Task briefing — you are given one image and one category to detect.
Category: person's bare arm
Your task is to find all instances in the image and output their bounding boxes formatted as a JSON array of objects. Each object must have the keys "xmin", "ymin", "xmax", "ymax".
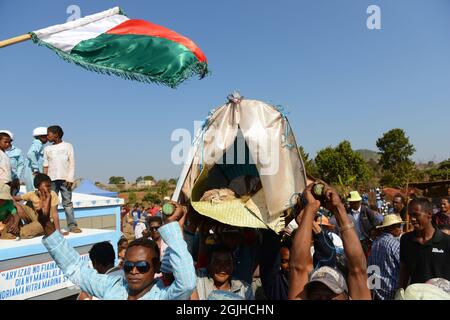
[
  {"xmin": 399, "ymin": 262, "xmax": 410, "ymax": 290},
  {"xmin": 288, "ymin": 184, "xmax": 320, "ymax": 300},
  {"xmin": 324, "ymin": 186, "xmax": 371, "ymax": 300},
  {"xmin": 43, "ymin": 167, "xmax": 48, "ymax": 175}
]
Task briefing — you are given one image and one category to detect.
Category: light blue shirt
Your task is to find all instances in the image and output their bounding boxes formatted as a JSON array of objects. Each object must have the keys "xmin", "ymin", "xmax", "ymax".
[
  {"xmin": 26, "ymin": 139, "xmax": 45, "ymax": 173},
  {"xmin": 42, "ymin": 222, "xmax": 196, "ymax": 300},
  {"xmin": 6, "ymin": 145, "xmax": 25, "ymax": 180}
]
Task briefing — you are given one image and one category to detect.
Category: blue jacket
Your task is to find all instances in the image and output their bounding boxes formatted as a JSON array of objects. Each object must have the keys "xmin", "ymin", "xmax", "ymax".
[
  {"xmin": 26, "ymin": 139, "xmax": 45, "ymax": 173},
  {"xmin": 6, "ymin": 145, "xmax": 25, "ymax": 180}
]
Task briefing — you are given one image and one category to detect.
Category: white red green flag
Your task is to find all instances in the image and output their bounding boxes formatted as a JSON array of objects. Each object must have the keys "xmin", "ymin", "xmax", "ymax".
[{"xmin": 30, "ymin": 7, "xmax": 208, "ymax": 88}]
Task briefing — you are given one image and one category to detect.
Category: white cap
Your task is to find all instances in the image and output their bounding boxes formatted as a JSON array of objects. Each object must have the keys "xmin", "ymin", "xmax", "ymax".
[
  {"xmin": 33, "ymin": 127, "xmax": 47, "ymax": 137},
  {"xmin": 0, "ymin": 130, "xmax": 13, "ymax": 140}
]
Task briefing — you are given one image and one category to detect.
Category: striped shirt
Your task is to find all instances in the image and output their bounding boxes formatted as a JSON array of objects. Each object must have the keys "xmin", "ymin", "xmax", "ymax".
[
  {"xmin": 368, "ymin": 232, "xmax": 400, "ymax": 300},
  {"xmin": 42, "ymin": 222, "xmax": 196, "ymax": 300}
]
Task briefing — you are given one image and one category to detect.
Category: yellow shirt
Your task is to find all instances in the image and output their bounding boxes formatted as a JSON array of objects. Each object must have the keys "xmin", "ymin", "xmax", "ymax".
[{"xmin": 21, "ymin": 191, "xmax": 59, "ymax": 210}]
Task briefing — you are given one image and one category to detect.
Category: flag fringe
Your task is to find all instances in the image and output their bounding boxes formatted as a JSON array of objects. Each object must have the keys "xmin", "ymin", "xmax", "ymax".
[{"xmin": 29, "ymin": 32, "xmax": 209, "ymax": 88}]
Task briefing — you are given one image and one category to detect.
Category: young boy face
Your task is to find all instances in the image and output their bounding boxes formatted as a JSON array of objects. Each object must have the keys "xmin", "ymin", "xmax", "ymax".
[
  {"xmin": 47, "ymin": 131, "xmax": 58, "ymax": 143},
  {"xmin": 0, "ymin": 136, "xmax": 12, "ymax": 151},
  {"xmin": 37, "ymin": 180, "xmax": 52, "ymax": 194}
]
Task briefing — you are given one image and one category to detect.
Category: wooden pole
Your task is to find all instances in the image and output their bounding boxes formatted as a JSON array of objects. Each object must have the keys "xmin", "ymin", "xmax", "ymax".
[{"xmin": 0, "ymin": 34, "xmax": 32, "ymax": 49}]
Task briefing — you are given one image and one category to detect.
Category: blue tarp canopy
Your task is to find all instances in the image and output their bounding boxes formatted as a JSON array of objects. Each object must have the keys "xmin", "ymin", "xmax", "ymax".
[{"xmin": 74, "ymin": 179, "xmax": 118, "ymax": 198}]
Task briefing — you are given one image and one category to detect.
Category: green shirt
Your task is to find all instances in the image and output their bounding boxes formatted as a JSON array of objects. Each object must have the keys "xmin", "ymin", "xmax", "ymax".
[{"xmin": 0, "ymin": 200, "xmax": 17, "ymax": 222}]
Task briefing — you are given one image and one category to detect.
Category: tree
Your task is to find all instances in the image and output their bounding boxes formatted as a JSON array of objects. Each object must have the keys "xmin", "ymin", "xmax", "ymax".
[
  {"xmin": 109, "ymin": 176, "xmax": 125, "ymax": 184},
  {"xmin": 376, "ymin": 129, "xmax": 416, "ymax": 187},
  {"xmin": 426, "ymin": 158, "xmax": 450, "ymax": 181},
  {"xmin": 376, "ymin": 129, "xmax": 416, "ymax": 171},
  {"xmin": 128, "ymin": 191, "xmax": 137, "ymax": 204},
  {"xmin": 168, "ymin": 178, "xmax": 177, "ymax": 185},
  {"xmin": 315, "ymin": 140, "xmax": 371, "ymax": 187},
  {"xmin": 298, "ymin": 146, "xmax": 319, "ymax": 177},
  {"xmin": 143, "ymin": 176, "xmax": 154, "ymax": 181},
  {"xmin": 136, "ymin": 176, "xmax": 144, "ymax": 183}
]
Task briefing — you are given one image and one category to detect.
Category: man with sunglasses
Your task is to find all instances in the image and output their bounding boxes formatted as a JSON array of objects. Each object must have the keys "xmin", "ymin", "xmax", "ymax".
[{"xmin": 37, "ymin": 191, "xmax": 196, "ymax": 300}]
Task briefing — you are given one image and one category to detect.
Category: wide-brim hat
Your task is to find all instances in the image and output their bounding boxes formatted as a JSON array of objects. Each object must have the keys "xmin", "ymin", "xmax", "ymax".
[
  {"xmin": 190, "ymin": 167, "xmax": 269, "ymax": 230},
  {"xmin": 347, "ymin": 191, "xmax": 362, "ymax": 202},
  {"xmin": 0, "ymin": 183, "xmax": 12, "ymax": 200},
  {"xmin": 376, "ymin": 214, "xmax": 404, "ymax": 229}
]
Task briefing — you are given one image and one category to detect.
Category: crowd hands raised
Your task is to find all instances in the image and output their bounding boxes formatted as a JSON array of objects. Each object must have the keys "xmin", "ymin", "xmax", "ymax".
[{"xmin": 18, "ymin": 173, "xmax": 446, "ymax": 301}]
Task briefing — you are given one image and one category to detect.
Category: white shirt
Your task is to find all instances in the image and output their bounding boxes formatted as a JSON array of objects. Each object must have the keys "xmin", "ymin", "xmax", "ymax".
[
  {"xmin": 43, "ymin": 142, "xmax": 75, "ymax": 182},
  {"xmin": 0, "ymin": 150, "xmax": 12, "ymax": 183},
  {"xmin": 134, "ymin": 222, "xmax": 147, "ymax": 239}
]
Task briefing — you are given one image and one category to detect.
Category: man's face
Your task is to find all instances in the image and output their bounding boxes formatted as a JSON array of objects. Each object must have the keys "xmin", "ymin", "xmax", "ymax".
[
  {"xmin": 440, "ymin": 199, "xmax": 450, "ymax": 214},
  {"xmin": 47, "ymin": 131, "xmax": 57, "ymax": 142},
  {"xmin": 37, "ymin": 181, "xmax": 51, "ymax": 194},
  {"xmin": 409, "ymin": 203, "xmax": 432, "ymax": 231},
  {"xmin": 280, "ymin": 247, "xmax": 290, "ymax": 274},
  {"xmin": 387, "ymin": 223, "xmax": 403, "ymax": 238},
  {"xmin": 349, "ymin": 201, "xmax": 361, "ymax": 211},
  {"xmin": 307, "ymin": 282, "xmax": 347, "ymax": 300},
  {"xmin": 0, "ymin": 137, "xmax": 12, "ymax": 151},
  {"xmin": 149, "ymin": 221, "xmax": 161, "ymax": 241},
  {"xmin": 124, "ymin": 246, "xmax": 157, "ymax": 293},
  {"xmin": 209, "ymin": 251, "xmax": 233, "ymax": 285},
  {"xmin": 393, "ymin": 197, "xmax": 404, "ymax": 213}
]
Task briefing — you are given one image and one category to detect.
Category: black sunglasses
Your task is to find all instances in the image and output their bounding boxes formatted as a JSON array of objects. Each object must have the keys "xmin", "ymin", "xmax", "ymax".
[
  {"xmin": 149, "ymin": 226, "xmax": 160, "ymax": 231},
  {"xmin": 123, "ymin": 260, "xmax": 152, "ymax": 273}
]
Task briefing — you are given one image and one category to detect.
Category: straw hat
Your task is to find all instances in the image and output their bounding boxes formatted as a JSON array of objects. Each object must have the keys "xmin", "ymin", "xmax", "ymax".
[
  {"xmin": 376, "ymin": 214, "xmax": 404, "ymax": 229},
  {"xmin": 190, "ymin": 168, "xmax": 268, "ymax": 230},
  {"xmin": 347, "ymin": 191, "xmax": 362, "ymax": 202},
  {"xmin": 0, "ymin": 183, "xmax": 12, "ymax": 200}
]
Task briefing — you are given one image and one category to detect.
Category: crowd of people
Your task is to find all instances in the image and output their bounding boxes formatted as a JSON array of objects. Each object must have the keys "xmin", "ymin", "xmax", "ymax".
[
  {"xmin": 17, "ymin": 176, "xmax": 450, "ymax": 300},
  {"xmin": 1, "ymin": 127, "xmax": 450, "ymax": 300}
]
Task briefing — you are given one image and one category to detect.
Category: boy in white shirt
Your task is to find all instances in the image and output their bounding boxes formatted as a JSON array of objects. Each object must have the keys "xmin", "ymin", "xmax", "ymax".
[
  {"xmin": 43, "ymin": 125, "xmax": 81, "ymax": 233},
  {"xmin": 0, "ymin": 132, "xmax": 12, "ymax": 185}
]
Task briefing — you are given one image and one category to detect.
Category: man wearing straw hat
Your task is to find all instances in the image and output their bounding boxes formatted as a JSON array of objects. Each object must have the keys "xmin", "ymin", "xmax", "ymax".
[
  {"xmin": 368, "ymin": 214, "xmax": 404, "ymax": 300},
  {"xmin": 344, "ymin": 191, "xmax": 383, "ymax": 256}
]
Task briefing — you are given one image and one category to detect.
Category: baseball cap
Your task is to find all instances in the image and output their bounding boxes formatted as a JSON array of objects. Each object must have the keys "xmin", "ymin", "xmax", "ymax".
[{"xmin": 305, "ymin": 266, "xmax": 348, "ymax": 295}]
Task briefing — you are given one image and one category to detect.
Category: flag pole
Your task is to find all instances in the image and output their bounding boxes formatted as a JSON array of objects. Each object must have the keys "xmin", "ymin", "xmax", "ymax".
[{"xmin": 0, "ymin": 34, "xmax": 31, "ymax": 48}]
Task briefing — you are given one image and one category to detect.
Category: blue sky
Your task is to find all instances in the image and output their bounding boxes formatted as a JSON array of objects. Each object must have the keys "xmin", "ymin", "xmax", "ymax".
[{"xmin": 1, "ymin": 0, "xmax": 449, "ymax": 183}]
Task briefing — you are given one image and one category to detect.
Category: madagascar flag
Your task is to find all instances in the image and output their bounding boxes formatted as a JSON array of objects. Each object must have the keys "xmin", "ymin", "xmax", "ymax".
[{"xmin": 30, "ymin": 7, "xmax": 208, "ymax": 88}]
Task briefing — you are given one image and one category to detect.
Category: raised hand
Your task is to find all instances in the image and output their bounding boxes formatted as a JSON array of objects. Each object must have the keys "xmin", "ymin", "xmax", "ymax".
[{"xmin": 162, "ymin": 201, "xmax": 186, "ymax": 225}]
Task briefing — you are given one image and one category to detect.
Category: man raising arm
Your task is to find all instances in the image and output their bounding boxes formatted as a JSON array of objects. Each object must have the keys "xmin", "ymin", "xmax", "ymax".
[{"xmin": 37, "ymin": 190, "xmax": 195, "ymax": 300}]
